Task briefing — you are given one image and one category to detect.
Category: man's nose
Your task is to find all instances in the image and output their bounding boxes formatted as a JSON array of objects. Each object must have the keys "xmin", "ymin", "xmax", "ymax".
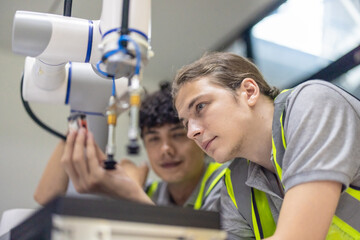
[
  {"xmin": 160, "ymin": 140, "xmax": 175, "ymax": 156},
  {"xmin": 187, "ymin": 119, "xmax": 202, "ymax": 140}
]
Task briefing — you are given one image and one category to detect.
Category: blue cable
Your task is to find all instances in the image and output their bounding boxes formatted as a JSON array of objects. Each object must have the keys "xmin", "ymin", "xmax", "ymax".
[
  {"xmin": 128, "ymin": 28, "xmax": 148, "ymax": 41},
  {"xmin": 112, "ymin": 76, "xmax": 116, "ymax": 96},
  {"xmin": 102, "ymin": 28, "xmax": 119, "ymax": 39},
  {"xmin": 95, "ymin": 48, "xmax": 126, "ymax": 78},
  {"xmin": 102, "ymin": 27, "xmax": 148, "ymax": 41},
  {"xmin": 118, "ymin": 35, "xmax": 141, "ymax": 75},
  {"xmin": 96, "ymin": 60, "xmax": 113, "ymax": 78},
  {"xmin": 96, "ymin": 35, "xmax": 142, "ymax": 77}
]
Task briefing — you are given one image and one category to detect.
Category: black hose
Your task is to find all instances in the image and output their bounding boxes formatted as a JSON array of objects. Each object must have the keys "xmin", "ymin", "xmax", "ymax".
[
  {"xmin": 63, "ymin": 0, "xmax": 73, "ymax": 17},
  {"xmin": 17, "ymin": 0, "xmax": 73, "ymax": 141},
  {"xmin": 121, "ymin": 0, "xmax": 130, "ymax": 35},
  {"xmin": 120, "ymin": 0, "xmax": 130, "ymax": 47},
  {"xmin": 20, "ymin": 74, "xmax": 67, "ymax": 140}
]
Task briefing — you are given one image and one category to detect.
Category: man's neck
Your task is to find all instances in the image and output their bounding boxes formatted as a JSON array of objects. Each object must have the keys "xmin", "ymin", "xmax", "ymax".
[
  {"xmin": 167, "ymin": 167, "xmax": 205, "ymax": 206},
  {"xmin": 249, "ymin": 95, "xmax": 276, "ymax": 173}
]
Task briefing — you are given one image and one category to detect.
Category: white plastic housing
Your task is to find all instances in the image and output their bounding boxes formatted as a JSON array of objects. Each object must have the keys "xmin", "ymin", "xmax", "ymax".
[
  {"xmin": 22, "ymin": 57, "xmax": 128, "ymax": 106},
  {"xmin": 99, "ymin": 0, "xmax": 151, "ymax": 60},
  {"xmin": 22, "ymin": 57, "xmax": 68, "ymax": 104},
  {"xmin": 13, "ymin": 0, "xmax": 152, "ymax": 151},
  {"xmin": 13, "ymin": 11, "xmax": 102, "ymax": 65},
  {"xmin": 100, "ymin": 0, "xmax": 150, "ymax": 37}
]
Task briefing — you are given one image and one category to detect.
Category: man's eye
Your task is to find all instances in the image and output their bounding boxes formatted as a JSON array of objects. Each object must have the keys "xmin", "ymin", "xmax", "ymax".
[
  {"xmin": 148, "ymin": 137, "xmax": 159, "ymax": 142},
  {"xmin": 196, "ymin": 103, "xmax": 206, "ymax": 113}
]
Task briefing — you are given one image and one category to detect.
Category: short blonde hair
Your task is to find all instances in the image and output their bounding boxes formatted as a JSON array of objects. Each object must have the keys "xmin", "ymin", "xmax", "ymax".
[{"xmin": 172, "ymin": 52, "xmax": 279, "ymax": 101}]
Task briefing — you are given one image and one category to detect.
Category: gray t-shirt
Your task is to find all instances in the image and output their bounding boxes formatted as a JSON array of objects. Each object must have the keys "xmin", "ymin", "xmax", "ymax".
[
  {"xmin": 281, "ymin": 80, "xmax": 360, "ymax": 191},
  {"xmin": 147, "ymin": 178, "xmax": 221, "ymax": 211},
  {"xmin": 147, "ymin": 160, "xmax": 228, "ymax": 212},
  {"xmin": 220, "ymin": 161, "xmax": 283, "ymax": 240},
  {"xmin": 220, "ymin": 80, "xmax": 360, "ymax": 239}
]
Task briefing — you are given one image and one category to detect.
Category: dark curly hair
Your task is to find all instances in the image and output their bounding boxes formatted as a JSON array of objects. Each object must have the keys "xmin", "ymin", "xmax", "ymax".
[{"xmin": 140, "ymin": 81, "xmax": 180, "ymax": 138}]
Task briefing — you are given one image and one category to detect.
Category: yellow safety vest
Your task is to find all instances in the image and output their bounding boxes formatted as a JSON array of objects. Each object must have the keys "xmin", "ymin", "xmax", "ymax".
[
  {"xmin": 272, "ymin": 89, "xmax": 360, "ymax": 240},
  {"xmin": 224, "ymin": 159, "xmax": 276, "ymax": 239},
  {"xmin": 147, "ymin": 162, "xmax": 227, "ymax": 210}
]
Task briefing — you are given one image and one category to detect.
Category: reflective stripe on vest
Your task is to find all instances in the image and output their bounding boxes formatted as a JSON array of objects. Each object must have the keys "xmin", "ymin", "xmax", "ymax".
[
  {"xmin": 147, "ymin": 162, "xmax": 227, "ymax": 210},
  {"xmin": 225, "ymin": 160, "xmax": 276, "ymax": 239},
  {"xmin": 146, "ymin": 181, "xmax": 159, "ymax": 198},
  {"xmin": 193, "ymin": 162, "xmax": 227, "ymax": 210},
  {"xmin": 272, "ymin": 89, "xmax": 360, "ymax": 239}
]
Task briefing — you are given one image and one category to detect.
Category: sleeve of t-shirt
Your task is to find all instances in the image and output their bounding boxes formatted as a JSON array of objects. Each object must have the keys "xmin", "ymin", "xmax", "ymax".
[
  {"xmin": 281, "ymin": 81, "xmax": 360, "ymax": 192},
  {"xmin": 219, "ymin": 181, "xmax": 255, "ymax": 240}
]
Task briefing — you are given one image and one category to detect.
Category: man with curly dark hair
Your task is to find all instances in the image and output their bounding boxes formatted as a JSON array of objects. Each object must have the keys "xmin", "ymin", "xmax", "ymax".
[{"xmin": 140, "ymin": 82, "xmax": 227, "ymax": 209}]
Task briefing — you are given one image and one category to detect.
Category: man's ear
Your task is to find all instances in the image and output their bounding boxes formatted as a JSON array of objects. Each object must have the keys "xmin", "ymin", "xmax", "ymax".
[{"xmin": 236, "ymin": 78, "xmax": 260, "ymax": 107}]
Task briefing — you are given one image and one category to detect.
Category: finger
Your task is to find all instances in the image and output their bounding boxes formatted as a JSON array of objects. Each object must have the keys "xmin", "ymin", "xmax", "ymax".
[
  {"xmin": 139, "ymin": 161, "xmax": 150, "ymax": 174},
  {"xmin": 86, "ymin": 131, "xmax": 104, "ymax": 175},
  {"xmin": 72, "ymin": 128, "xmax": 90, "ymax": 188},
  {"xmin": 61, "ymin": 130, "xmax": 80, "ymax": 185},
  {"xmin": 95, "ymin": 141, "xmax": 107, "ymax": 163},
  {"xmin": 119, "ymin": 158, "xmax": 134, "ymax": 166},
  {"xmin": 138, "ymin": 162, "xmax": 149, "ymax": 186}
]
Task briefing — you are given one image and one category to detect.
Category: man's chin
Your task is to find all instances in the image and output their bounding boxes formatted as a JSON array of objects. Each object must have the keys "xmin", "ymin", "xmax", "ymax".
[
  {"xmin": 213, "ymin": 157, "xmax": 229, "ymax": 163},
  {"xmin": 212, "ymin": 152, "xmax": 231, "ymax": 164},
  {"xmin": 161, "ymin": 174, "xmax": 183, "ymax": 184}
]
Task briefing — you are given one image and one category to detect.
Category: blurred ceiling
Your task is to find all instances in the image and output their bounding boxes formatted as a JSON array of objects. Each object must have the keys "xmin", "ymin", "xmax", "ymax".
[{"xmin": 0, "ymin": 0, "xmax": 281, "ymax": 89}]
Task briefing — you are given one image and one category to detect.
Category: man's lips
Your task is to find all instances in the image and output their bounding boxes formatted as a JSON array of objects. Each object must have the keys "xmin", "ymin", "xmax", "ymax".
[
  {"xmin": 201, "ymin": 137, "xmax": 216, "ymax": 151},
  {"xmin": 160, "ymin": 161, "xmax": 182, "ymax": 168}
]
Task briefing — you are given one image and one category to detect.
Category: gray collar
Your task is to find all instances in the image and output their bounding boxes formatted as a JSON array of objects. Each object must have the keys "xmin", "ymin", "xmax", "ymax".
[{"xmin": 246, "ymin": 161, "xmax": 284, "ymax": 200}]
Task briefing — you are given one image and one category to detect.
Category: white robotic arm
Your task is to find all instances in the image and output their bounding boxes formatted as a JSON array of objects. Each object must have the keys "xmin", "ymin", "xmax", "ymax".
[
  {"xmin": 12, "ymin": 0, "xmax": 152, "ymax": 164},
  {"xmin": 12, "ymin": 0, "xmax": 151, "ymax": 66}
]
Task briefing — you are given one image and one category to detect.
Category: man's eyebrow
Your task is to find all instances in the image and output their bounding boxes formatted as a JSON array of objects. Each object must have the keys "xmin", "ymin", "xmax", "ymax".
[
  {"xmin": 187, "ymin": 95, "xmax": 202, "ymax": 111},
  {"xmin": 143, "ymin": 129, "xmax": 159, "ymax": 135},
  {"xmin": 178, "ymin": 94, "xmax": 204, "ymax": 125}
]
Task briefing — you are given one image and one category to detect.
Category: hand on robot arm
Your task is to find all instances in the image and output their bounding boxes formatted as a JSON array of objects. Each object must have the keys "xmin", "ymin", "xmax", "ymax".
[
  {"xmin": 13, "ymin": 0, "xmax": 153, "ymax": 170},
  {"xmin": 61, "ymin": 128, "xmax": 154, "ymax": 205}
]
